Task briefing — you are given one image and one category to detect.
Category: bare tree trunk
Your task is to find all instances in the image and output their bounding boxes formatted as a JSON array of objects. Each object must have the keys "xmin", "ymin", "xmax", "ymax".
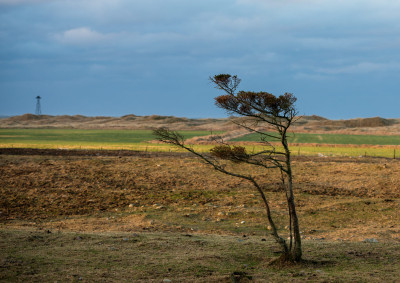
[
  {"xmin": 154, "ymin": 75, "xmax": 303, "ymax": 263},
  {"xmin": 287, "ymin": 176, "xmax": 302, "ymax": 261},
  {"xmin": 282, "ymin": 126, "xmax": 302, "ymax": 262}
]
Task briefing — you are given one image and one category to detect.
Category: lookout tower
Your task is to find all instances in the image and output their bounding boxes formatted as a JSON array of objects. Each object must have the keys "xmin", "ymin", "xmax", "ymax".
[{"xmin": 35, "ymin": 96, "xmax": 42, "ymax": 115}]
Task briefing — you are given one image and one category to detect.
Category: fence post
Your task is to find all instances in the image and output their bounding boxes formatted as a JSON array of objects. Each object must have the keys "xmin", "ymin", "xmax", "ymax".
[{"xmin": 394, "ymin": 149, "xmax": 396, "ymax": 159}]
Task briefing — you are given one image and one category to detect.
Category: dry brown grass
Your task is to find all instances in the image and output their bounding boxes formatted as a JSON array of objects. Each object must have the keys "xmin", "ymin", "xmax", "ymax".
[
  {"xmin": 1, "ymin": 153, "xmax": 399, "ymax": 240},
  {"xmin": 2, "ymin": 114, "xmax": 400, "ymax": 135},
  {"xmin": 0, "ymin": 114, "xmax": 237, "ymax": 131},
  {"xmin": 1, "ymin": 152, "xmax": 400, "ymax": 281}
]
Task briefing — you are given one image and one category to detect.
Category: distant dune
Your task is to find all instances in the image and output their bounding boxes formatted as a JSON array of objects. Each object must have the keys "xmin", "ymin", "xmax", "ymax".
[
  {"xmin": 1, "ymin": 114, "xmax": 400, "ymax": 135},
  {"xmin": 294, "ymin": 115, "xmax": 400, "ymax": 135}
]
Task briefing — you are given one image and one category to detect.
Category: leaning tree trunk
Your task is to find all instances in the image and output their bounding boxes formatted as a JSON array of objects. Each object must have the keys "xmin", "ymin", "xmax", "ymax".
[
  {"xmin": 155, "ymin": 74, "xmax": 303, "ymax": 263},
  {"xmin": 287, "ymin": 174, "xmax": 302, "ymax": 261},
  {"xmin": 282, "ymin": 126, "xmax": 302, "ymax": 262}
]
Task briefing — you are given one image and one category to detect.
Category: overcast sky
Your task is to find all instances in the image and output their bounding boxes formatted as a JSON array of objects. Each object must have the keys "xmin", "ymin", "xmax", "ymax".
[{"xmin": 1, "ymin": 0, "xmax": 399, "ymax": 119}]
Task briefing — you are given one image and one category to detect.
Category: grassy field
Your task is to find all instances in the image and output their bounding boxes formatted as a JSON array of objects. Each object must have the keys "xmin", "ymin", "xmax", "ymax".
[
  {"xmin": 284, "ymin": 145, "xmax": 398, "ymax": 158},
  {"xmin": 1, "ymin": 153, "xmax": 399, "ymax": 281},
  {"xmin": 233, "ymin": 131, "xmax": 400, "ymax": 145},
  {"xmin": 2, "ymin": 229, "xmax": 399, "ymax": 282},
  {"xmin": 232, "ymin": 131, "xmax": 400, "ymax": 158},
  {"xmin": 1, "ymin": 128, "xmax": 399, "ymax": 158},
  {"xmin": 0, "ymin": 128, "xmax": 219, "ymax": 145},
  {"xmin": 0, "ymin": 128, "xmax": 221, "ymax": 152}
]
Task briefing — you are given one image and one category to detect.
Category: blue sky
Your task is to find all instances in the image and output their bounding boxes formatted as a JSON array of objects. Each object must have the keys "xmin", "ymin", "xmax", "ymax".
[{"xmin": 1, "ymin": 0, "xmax": 399, "ymax": 119}]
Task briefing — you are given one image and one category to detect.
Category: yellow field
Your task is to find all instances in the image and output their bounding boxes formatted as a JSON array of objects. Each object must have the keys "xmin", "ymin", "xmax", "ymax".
[{"xmin": 1, "ymin": 142, "xmax": 398, "ymax": 159}]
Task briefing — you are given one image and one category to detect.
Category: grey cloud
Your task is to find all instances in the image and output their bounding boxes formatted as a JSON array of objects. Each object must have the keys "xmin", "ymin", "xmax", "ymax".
[
  {"xmin": 53, "ymin": 27, "xmax": 113, "ymax": 46},
  {"xmin": 1, "ymin": 0, "xmax": 400, "ymax": 118},
  {"xmin": 316, "ymin": 62, "xmax": 400, "ymax": 75},
  {"xmin": 0, "ymin": 0, "xmax": 50, "ymax": 5}
]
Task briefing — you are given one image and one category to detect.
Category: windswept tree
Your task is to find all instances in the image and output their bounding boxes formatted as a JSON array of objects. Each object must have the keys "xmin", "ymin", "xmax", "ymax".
[{"xmin": 154, "ymin": 74, "xmax": 302, "ymax": 262}]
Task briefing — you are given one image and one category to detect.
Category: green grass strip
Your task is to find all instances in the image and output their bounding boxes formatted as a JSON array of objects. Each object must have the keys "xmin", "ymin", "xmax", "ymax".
[
  {"xmin": 0, "ymin": 129, "xmax": 221, "ymax": 147},
  {"xmin": 233, "ymin": 132, "xmax": 400, "ymax": 146},
  {"xmin": 1, "ymin": 128, "xmax": 399, "ymax": 158}
]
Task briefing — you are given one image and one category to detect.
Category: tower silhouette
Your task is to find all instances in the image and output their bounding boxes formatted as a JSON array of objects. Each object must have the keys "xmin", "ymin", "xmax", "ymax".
[{"xmin": 35, "ymin": 96, "xmax": 42, "ymax": 115}]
